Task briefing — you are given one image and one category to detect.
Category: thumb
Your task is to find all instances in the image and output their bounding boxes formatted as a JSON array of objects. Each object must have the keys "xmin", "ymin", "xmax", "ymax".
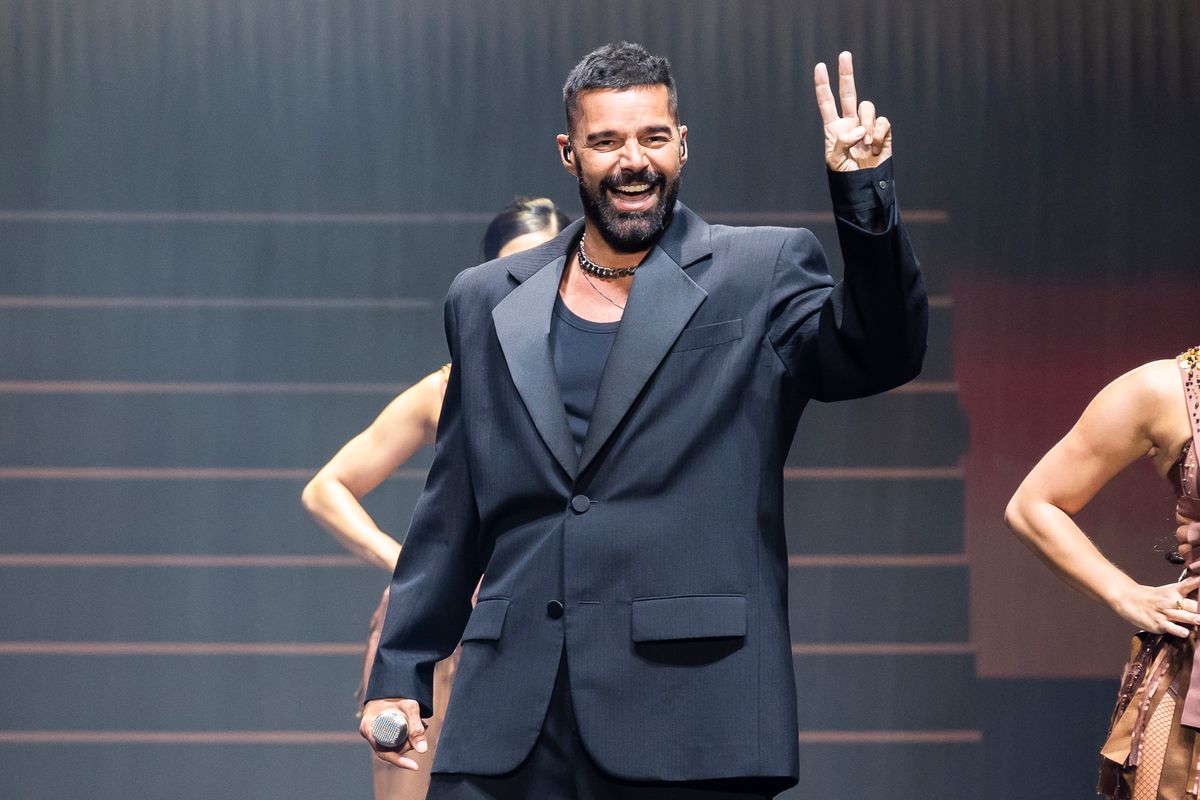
[{"xmin": 402, "ymin": 705, "xmax": 429, "ymax": 754}]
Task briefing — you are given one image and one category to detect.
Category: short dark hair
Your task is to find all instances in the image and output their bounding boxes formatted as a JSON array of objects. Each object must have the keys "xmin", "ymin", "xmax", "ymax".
[
  {"xmin": 562, "ymin": 42, "xmax": 678, "ymax": 134},
  {"xmin": 481, "ymin": 197, "xmax": 572, "ymax": 261}
]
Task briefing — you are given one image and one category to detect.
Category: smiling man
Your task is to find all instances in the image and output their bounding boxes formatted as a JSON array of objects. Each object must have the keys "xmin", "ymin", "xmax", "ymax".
[{"xmin": 361, "ymin": 42, "xmax": 928, "ymax": 799}]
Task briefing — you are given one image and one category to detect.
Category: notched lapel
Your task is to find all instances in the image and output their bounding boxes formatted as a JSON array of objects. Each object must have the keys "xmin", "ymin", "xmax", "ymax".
[
  {"xmin": 491, "ymin": 256, "xmax": 579, "ymax": 479},
  {"xmin": 577, "ymin": 244, "xmax": 708, "ymax": 476}
]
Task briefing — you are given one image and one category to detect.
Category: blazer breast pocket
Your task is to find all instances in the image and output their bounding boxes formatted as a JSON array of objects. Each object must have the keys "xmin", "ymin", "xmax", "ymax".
[{"xmin": 670, "ymin": 319, "xmax": 743, "ymax": 354}]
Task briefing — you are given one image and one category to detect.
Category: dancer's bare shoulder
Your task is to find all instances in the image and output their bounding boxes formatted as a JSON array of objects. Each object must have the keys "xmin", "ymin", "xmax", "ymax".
[{"xmin": 1107, "ymin": 359, "xmax": 1189, "ymax": 476}]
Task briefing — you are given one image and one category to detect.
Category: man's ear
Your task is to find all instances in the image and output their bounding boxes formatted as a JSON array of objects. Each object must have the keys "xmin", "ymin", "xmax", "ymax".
[
  {"xmin": 556, "ymin": 133, "xmax": 575, "ymax": 175},
  {"xmin": 678, "ymin": 125, "xmax": 688, "ymax": 166}
]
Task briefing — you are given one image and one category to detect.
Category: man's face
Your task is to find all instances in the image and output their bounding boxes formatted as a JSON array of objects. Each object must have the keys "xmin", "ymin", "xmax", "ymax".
[{"xmin": 560, "ymin": 85, "xmax": 687, "ymax": 253}]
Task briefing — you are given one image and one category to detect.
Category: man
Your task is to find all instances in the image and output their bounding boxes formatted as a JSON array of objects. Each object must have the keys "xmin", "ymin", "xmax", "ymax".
[{"xmin": 362, "ymin": 42, "xmax": 926, "ymax": 798}]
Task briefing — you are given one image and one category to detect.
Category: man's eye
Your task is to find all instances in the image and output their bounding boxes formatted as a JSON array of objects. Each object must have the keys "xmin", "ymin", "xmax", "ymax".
[
  {"xmin": 592, "ymin": 140, "xmax": 618, "ymax": 150},
  {"xmin": 642, "ymin": 136, "xmax": 672, "ymax": 147}
]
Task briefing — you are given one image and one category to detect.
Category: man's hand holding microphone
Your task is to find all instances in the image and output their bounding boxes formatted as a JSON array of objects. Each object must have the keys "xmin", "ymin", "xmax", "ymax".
[{"xmin": 361, "ymin": 698, "xmax": 429, "ymax": 771}]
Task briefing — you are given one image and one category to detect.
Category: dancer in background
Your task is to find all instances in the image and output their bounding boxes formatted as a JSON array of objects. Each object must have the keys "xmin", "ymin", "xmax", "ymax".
[
  {"xmin": 1006, "ymin": 347, "xmax": 1200, "ymax": 798},
  {"xmin": 302, "ymin": 197, "xmax": 570, "ymax": 800}
]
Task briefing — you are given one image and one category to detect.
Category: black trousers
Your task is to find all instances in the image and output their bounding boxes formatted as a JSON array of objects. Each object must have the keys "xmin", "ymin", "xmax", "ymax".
[{"xmin": 427, "ymin": 653, "xmax": 776, "ymax": 800}]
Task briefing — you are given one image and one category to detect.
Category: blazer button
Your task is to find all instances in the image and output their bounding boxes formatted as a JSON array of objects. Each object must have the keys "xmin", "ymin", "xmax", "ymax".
[
  {"xmin": 570, "ymin": 495, "xmax": 591, "ymax": 513},
  {"xmin": 546, "ymin": 600, "xmax": 564, "ymax": 619}
]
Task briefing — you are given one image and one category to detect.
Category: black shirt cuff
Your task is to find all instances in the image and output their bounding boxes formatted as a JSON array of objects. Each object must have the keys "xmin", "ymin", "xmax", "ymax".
[{"xmin": 827, "ymin": 158, "xmax": 896, "ymax": 233}]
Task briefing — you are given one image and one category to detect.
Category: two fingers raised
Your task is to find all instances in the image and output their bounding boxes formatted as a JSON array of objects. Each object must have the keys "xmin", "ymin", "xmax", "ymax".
[
  {"xmin": 814, "ymin": 52, "xmax": 889, "ymax": 161},
  {"xmin": 813, "ymin": 51, "xmax": 858, "ymax": 125}
]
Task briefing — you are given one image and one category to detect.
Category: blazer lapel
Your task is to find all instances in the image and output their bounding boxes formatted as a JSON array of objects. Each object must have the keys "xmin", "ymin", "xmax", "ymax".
[
  {"xmin": 577, "ymin": 204, "xmax": 712, "ymax": 476},
  {"xmin": 492, "ymin": 252, "xmax": 579, "ymax": 479}
]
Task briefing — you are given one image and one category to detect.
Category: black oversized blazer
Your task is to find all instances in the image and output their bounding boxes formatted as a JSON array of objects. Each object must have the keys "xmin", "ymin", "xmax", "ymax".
[{"xmin": 367, "ymin": 162, "xmax": 927, "ymax": 789}]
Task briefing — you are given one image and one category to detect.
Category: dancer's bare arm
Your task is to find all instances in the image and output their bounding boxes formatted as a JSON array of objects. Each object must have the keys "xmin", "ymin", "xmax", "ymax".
[
  {"xmin": 302, "ymin": 369, "xmax": 447, "ymax": 571},
  {"xmin": 1005, "ymin": 361, "xmax": 1200, "ymax": 635}
]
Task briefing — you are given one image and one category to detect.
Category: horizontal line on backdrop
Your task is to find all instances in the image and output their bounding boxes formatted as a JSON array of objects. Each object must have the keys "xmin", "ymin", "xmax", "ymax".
[
  {"xmin": 0, "ymin": 730, "xmax": 361, "ymax": 744},
  {"xmin": 0, "ymin": 729, "xmax": 979, "ymax": 746},
  {"xmin": 788, "ymin": 554, "xmax": 968, "ymax": 568},
  {"xmin": 0, "ymin": 293, "xmax": 952, "ymax": 311},
  {"xmin": 792, "ymin": 643, "xmax": 974, "ymax": 656},
  {"xmin": 0, "ymin": 209, "xmax": 950, "ymax": 225},
  {"xmin": 0, "ymin": 381, "xmax": 410, "ymax": 395},
  {"xmin": 0, "ymin": 467, "xmax": 403, "ymax": 480},
  {"xmin": 0, "ymin": 467, "xmax": 961, "ymax": 481},
  {"xmin": 890, "ymin": 381, "xmax": 957, "ymax": 394},
  {"xmin": 0, "ymin": 211, "xmax": 500, "ymax": 224},
  {"xmin": 782, "ymin": 467, "xmax": 962, "ymax": 480},
  {"xmin": 0, "ymin": 553, "xmax": 964, "ymax": 569},
  {"xmin": 0, "ymin": 379, "xmax": 954, "ymax": 396},
  {"xmin": 797, "ymin": 729, "xmax": 982, "ymax": 745},
  {"xmin": 0, "ymin": 641, "xmax": 361, "ymax": 656},
  {"xmin": 0, "ymin": 554, "xmax": 363, "ymax": 568},
  {"xmin": 0, "ymin": 296, "xmax": 432, "ymax": 310},
  {"xmin": 706, "ymin": 210, "xmax": 950, "ymax": 225},
  {"xmin": 0, "ymin": 640, "xmax": 975, "ymax": 658}
]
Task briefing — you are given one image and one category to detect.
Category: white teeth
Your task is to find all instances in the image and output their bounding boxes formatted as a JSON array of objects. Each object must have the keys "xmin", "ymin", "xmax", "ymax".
[{"xmin": 614, "ymin": 183, "xmax": 651, "ymax": 194}]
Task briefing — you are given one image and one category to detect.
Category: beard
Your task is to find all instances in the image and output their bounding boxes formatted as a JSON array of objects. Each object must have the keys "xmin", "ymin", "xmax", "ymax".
[{"xmin": 577, "ymin": 166, "xmax": 681, "ymax": 253}]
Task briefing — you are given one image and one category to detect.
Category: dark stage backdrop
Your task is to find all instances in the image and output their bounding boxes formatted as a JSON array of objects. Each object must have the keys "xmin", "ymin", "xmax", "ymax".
[{"xmin": 0, "ymin": 2, "xmax": 1196, "ymax": 798}]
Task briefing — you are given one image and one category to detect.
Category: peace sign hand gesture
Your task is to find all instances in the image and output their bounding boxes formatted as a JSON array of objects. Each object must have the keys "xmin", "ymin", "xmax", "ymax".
[{"xmin": 814, "ymin": 51, "xmax": 892, "ymax": 172}]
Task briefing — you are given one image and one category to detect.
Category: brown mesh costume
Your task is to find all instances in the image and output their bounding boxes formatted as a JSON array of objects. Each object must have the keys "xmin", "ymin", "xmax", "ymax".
[{"xmin": 1099, "ymin": 347, "xmax": 1200, "ymax": 799}]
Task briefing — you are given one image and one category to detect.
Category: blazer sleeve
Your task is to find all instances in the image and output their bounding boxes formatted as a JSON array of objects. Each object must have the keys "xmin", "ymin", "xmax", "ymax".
[
  {"xmin": 767, "ymin": 158, "xmax": 928, "ymax": 402},
  {"xmin": 364, "ymin": 274, "xmax": 484, "ymax": 716}
]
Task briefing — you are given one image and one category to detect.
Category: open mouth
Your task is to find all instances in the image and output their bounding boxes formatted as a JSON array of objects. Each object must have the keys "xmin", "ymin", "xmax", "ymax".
[{"xmin": 607, "ymin": 182, "xmax": 658, "ymax": 212}]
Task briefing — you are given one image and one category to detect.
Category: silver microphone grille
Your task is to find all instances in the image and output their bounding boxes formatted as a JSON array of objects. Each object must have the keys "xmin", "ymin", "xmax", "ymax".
[{"xmin": 371, "ymin": 710, "xmax": 409, "ymax": 749}]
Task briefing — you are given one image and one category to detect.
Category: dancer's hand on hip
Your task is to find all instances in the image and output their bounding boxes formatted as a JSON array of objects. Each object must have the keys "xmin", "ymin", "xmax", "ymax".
[{"xmin": 1108, "ymin": 575, "xmax": 1200, "ymax": 637}]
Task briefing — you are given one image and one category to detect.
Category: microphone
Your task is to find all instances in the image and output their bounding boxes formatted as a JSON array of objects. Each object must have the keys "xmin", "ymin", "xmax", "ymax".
[{"xmin": 371, "ymin": 710, "xmax": 410, "ymax": 749}]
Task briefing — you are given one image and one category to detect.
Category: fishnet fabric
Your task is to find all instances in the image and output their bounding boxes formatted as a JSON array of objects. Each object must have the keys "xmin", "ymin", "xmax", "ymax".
[{"xmin": 1134, "ymin": 692, "xmax": 1176, "ymax": 800}]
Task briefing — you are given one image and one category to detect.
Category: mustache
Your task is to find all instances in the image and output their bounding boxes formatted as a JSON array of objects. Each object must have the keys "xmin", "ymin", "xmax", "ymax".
[{"xmin": 599, "ymin": 169, "xmax": 664, "ymax": 192}]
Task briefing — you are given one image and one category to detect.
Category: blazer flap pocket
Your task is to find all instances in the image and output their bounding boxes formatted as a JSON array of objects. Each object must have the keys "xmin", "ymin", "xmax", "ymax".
[
  {"xmin": 671, "ymin": 319, "xmax": 743, "ymax": 353},
  {"xmin": 461, "ymin": 597, "xmax": 510, "ymax": 642},
  {"xmin": 630, "ymin": 594, "xmax": 746, "ymax": 642}
]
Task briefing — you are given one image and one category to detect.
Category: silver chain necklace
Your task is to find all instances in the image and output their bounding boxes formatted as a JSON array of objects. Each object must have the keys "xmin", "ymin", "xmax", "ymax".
[{"xmin": 578, "ymin": 234, "xmax": 639, "ymax": 279}]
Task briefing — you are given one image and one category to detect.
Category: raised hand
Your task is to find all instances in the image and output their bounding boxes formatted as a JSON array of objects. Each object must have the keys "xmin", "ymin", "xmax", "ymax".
[{"xmin": 813, "ymin": 51, "xmax": 892, "ymax": 172}]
